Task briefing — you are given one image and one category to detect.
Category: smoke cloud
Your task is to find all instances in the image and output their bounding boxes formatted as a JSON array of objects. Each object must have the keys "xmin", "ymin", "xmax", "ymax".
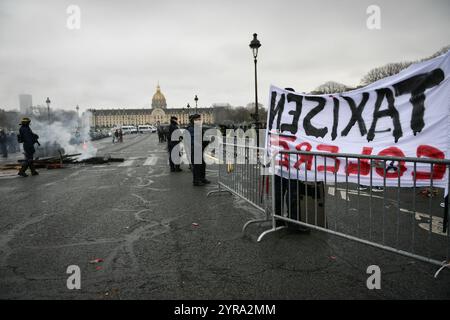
[{"xmin": 30, "ymin": 110, "xmax": 97, "ymax": 160}]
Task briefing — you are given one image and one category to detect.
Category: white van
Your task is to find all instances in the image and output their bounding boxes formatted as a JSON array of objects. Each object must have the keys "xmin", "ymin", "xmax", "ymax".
[
  {"xmin": 121, "ymin": 125, "xmax": 138, "ymax": 134},
  {"xmin": 138, "ymin": 125, "xmax": 156, "ymax": 133}
]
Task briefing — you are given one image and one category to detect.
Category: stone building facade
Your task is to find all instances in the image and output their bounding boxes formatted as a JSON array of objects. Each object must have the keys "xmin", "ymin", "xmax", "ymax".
[{"xmin": 89, "ymin": 85, "xmax": 216, "ymax": 129}]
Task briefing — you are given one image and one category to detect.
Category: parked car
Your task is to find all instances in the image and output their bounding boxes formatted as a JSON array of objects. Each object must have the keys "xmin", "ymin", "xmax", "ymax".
[
  {"xmin": 121, "ymin": 125, "xmax": 138, "ymax": 134},
  {"xmin": 138, "ymin": 125, "xmax": 156, "ymax": 133}
]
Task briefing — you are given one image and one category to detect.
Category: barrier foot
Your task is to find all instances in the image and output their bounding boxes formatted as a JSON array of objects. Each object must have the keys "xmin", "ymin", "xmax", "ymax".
[
  {"xmin": 257, "ymin": 226, "xmax": 287, "ymax": 242},
  {"xmin": 242, "ymin": 219, "xmax": 271, "ymax": 233},
  {"xmin": 434, "ymin": 261, "xmax": 450, "ymax": 278},
  {"xmin": 207, "ymin": 188, "xmax": 231, "ymax": 197}
]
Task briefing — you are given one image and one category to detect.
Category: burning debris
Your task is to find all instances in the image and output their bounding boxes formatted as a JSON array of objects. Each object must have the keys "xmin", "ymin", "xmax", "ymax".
[
  {"xmin": 0, "ymin": 106, "xmax": 126, "ymax": 173},
  {"xmin": 0, "ymin": 153, "xmax": 124, "ymax": 171},
  {"xmin": 0, "ymin": 109, "xmax": 126, "ymax": 173},
  {"xmin": 78, "ymin": 155, "xmax": 125, "ymax": 165},
  {"xmin": 34, "ymin": 141, "xmax": 65, "ymax": 159}
]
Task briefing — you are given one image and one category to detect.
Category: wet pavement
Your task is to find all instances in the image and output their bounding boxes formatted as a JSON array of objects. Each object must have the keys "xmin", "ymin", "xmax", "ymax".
[{"xmin": 0, "ymin": 133, "xmax": 449, "ymax": 299}]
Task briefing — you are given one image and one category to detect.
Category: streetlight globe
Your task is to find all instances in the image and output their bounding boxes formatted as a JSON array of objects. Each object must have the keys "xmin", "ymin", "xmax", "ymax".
[{"xmin": 249, "ymin": 33, "xmax": 261, "ymax": 59}]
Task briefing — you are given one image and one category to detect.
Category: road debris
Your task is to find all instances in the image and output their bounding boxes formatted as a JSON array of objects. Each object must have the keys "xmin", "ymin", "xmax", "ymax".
[
  {"xmin": 0, "ymin": 153, "xmax": 124, "ymax": 171},
  {"xmin": 89, "ymin": 258, "xmax": 104, "ymax": 264},
  {"xmin": 419, "ymin": 188, "xmax": 438, "ymax": 198},
  {"xmin": 77, "ymin": 155, "xmax": 125, "ymax": 165}
]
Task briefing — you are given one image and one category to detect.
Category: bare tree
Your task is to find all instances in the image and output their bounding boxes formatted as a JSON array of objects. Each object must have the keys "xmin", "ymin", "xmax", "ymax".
[
  {"xmin": 311, "ymin": 81, "xmax": 351, "ymax": 94},
  {"xmin": 213, "ymin": 103, "xmax": 267, "ymax": 125},
  {"xmin": 419, "ymin": 45, "xmax": 450, "ymax": 61},
  {"xmin": 360, "ymin": 45, "xmax": 449, "ymax": 85},
  {"xmin": 360, "ymin": 61, "xmax": 412, "ymax": 85}
]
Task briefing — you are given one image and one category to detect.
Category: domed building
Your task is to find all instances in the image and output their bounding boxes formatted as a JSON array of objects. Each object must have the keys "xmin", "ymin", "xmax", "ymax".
[
  {"xmin": 88, "ymin": 83, "xmax": 220, "ymax": 129},
  {"xmin": 151, "ymin": 84, "xmax": 167, "ymax": 109}
]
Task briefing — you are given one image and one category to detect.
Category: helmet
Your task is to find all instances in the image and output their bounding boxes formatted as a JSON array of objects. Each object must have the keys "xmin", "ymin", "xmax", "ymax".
[{"xmin": 20, "ymin": 117, "xmax": 31, "ymax": 125}]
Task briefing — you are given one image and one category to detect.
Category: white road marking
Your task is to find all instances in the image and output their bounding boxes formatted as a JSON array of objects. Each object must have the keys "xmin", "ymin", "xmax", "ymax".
[
  {"xmin": 327, "ymin": 186, "xmax": 335, "ymax": 196},
  {"xmin": 143, "ymin": 156, "xmax": 157, "ymax": 166},
  {"xmin": 326, "ymin": 187, "xmax": 446, "ymax": 236},
  {"xmin": 327, "ymin": 187, "xmax": 349, "ymax": 201},
  {"xmin": 340, "ymin": 190, "xmax": 348, "ymax": 201},
  {"xmin": 118, "ymin": 157, "xmax": 138, "ymax": 167}
]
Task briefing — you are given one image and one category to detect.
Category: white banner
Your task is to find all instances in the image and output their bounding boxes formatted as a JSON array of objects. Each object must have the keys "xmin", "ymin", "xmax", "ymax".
[{"xmin": 265, "ymin": 51, "xmax": 450, "ymax": 188}]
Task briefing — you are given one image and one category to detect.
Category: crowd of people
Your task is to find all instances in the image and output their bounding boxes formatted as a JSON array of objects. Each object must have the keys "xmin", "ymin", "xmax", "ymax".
[
  {"xmin": 162, "ymin": 117, "xmax": 269, "ymax": 187},
  {"xmin": 164, "ymin": 114, "xmax": 211, "ymax": 186},
  {"xmin": 112, "ymin": 129, "xmax": 123, "ymax": 143},
  {"xmin": 156, "ymin": 121, "xmax": 170, "ymax": 143}
]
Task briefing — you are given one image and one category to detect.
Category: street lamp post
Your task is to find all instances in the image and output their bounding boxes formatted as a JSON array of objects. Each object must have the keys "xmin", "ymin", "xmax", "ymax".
[
  {"xmin": 92, "ymin": 110, "xmax": 97, "ymax": 131},
  {"xmin": 76, "ymin": 105, "xmax": 80, "ymax": 129},
  {"xmin": 182, "ymin": 108, "xmax": 185, "ymax": 124},
  {"xmin": 194, "ymin": 95, "xmax": 198, "ymax": 114},
  {"xmin": 187, "ymin": 103, "xmax": 191, "ymax": 116},
  {"xmin": 249, "ymin": 33, "xmax": 261, "ymax": 147},
  {"xmin": 46, "ymin": 97, "xmax": 51, "ymax": 123}
]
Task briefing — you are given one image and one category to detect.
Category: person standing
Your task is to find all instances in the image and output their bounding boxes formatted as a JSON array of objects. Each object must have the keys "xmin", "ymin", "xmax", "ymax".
[
  {"xmin": 156, "ymin": 121, "xmax": 163, "ymax": 143},
  {"xmin": 168, "ymin": 116, "xmax": 182, "ymax": 172},
  {"xmin": 187, "ymin": 114, "xmax": 210, "ymax": 186},
  {"xmin": 119, "ymin": 129, "xmax": 123, "ymax": 143},
  {"xmin": 6, "ymin": 131, "xmax": 14, "ymax": 154},
  {"xmin": 163, "ymin": 126, "xmax": 169, "ymax": 143},
  {"xmin": 0, "ymin": 129, "xmax": 7, "ymax": 158},
  {"xmin": 17, "ymin": 118, "xmax": 39, "ymax": 177},
  {"xmin": 272, "ymin": 88, "xmax": 314, "ymax": 232}
]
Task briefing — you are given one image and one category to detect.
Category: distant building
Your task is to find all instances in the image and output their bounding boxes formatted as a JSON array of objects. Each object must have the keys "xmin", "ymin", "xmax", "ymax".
[
  {"xmin": 151, "ymin": 84, "xmax": 167, "ymax": 109},
  {"xmin": 19, "ymin": 94, "xmax": 33, "ymax": 114},
  {"xmin": 89, "ymin": 84, "xmax": 219, "ymax": 129}
]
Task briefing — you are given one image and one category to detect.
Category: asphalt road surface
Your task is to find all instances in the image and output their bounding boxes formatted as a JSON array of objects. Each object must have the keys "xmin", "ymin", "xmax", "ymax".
[{"xmin": 0, "ymin": 133, "xmax": 449, "ymax": 299}]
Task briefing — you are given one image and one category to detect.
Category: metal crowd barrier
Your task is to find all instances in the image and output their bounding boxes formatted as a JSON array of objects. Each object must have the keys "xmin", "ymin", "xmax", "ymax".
[
  {"xmin": 258, "ymin": 149, "xmax": 450, "ymax": 277},
  {"xmin": 207, "ymin": 141, "xmax": 273, "ymax": 231}
]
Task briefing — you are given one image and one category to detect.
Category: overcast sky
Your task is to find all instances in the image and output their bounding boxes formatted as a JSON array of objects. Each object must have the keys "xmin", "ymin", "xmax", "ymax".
[{"xmin": 0, "ymin": 0, "xmax": 449, "ymax": 112}]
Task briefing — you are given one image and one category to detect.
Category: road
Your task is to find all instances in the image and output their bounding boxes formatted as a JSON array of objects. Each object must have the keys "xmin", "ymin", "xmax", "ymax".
[{"xmin": 0, "ymin": 133, "xmax": 449, "ymax": 299}]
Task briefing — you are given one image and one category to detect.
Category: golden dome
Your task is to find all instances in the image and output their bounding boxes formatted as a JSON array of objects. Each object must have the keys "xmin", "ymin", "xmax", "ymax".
[{"xmin": 151, "ymin": 84, "xmax": 167, "ymax": 109}]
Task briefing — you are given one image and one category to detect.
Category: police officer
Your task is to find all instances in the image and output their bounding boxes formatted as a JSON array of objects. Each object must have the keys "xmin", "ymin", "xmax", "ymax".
[
  {"xmin": 17, "ymin": 117, "xmax": 39, "ymax": 177},
  {"xmin": 187, "ymin": 114, "xmax": 210, "ymax": 186},
  {"xmin": 168, "ymin": 116, "xmax": 182, "ymax": 172}
]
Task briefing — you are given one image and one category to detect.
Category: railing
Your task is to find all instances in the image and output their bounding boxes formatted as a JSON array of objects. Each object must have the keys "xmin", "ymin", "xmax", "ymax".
[{"xmin": 258, "ymin": 149, "xmax": 450, "ymax": 277}]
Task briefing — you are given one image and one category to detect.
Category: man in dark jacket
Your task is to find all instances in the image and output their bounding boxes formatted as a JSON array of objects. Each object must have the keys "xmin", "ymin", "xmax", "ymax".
[
  {"xmin": 168, "ymin": 116, "xmax": 182, "ymax": 172},
  {"xmin": 17, "ymin": 117, "xmax": 39, "ymax": 177},
  {"xmin": 0, "ymin": 129, "xmax": 7, "ymax": 158},
  {"xmin": 187, "ymin": 114, "xmax": 210, "ymax": 186},
  {"xmin": 156, "ymin": 121, "xmax": 162, "ymax": 143}
]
